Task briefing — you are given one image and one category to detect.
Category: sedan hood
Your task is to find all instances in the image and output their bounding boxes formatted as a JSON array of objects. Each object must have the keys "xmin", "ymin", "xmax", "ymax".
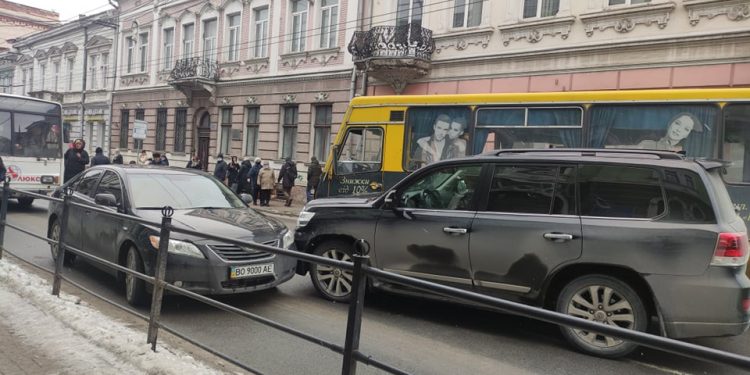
[{"xmin": 136, "ymin": 207, "xmax": 286, "ymax": 242}]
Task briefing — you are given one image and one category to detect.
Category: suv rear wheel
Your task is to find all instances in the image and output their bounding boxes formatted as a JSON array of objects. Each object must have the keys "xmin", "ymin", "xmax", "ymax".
[
  {"xmin": 310, "ymin": 240, "xmax": 354, "ymax": 302},
  {"xmin": 556, "ymin": 275, "xmax": 647, "ymax": 358}
]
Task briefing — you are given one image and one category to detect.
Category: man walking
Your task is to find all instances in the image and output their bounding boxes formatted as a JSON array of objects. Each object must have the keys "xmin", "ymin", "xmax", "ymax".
[
  {"xmin": 278, "ymin": 157, "xmax": 297, "ymax": 207},
  {"xmin": 214, "ymin": 153, "xmax": 228, "ymax": 184},
  {"xmin": 90, "ymin": 147, "xmax": 110, "ymax": 166},
  {"xmin": 306, "ymin": 156, "xmax": 322, "ymax": 201}
]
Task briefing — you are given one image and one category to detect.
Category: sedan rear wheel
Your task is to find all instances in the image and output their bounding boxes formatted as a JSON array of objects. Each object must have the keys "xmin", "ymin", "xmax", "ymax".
[
  {"xmin": 311, "ymin": 240, "xmax": 354, "ymax": 302},
  {"xmin": 124, "ymin": 246, "xmax": 148, "ymax": 307},
  {"xmin": 557, "ymin": 275, "xmax": 647, "ymax": 358}
]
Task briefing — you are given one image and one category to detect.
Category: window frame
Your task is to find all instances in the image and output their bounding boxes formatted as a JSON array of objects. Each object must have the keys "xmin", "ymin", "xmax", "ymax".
[
  {"xmin": 578, "ymin": 164, "xmax": 666, "ymax": 220},
  {"xmin": 319, "ymin": 0, "xmax": 338, "ymax": 49},
  {"xmin": 39, "ymin": 63, "xmax": 46, "ymax": 91},
  {"xmin": 138, "ymin": 32, "xmax": 149, "ymax": 73},
  {"xmin": 119, "ymin": 110, "xmax": 129, "ymax": 149},
  {"xmin": 334, "ymin": 126, "xmax": 384, "ymax": 176},
  {"xmin": 396, "ymin": 162, "xmax": 483, "ymax": 211},
  {"xmin": 163, "ymin": 27, "xmax": 174, "ymax": 70},
  {"xmin": 94, "ymin": 170, "xmax": 125, "ymax": 207},
  {"xmin": 156, "ymin": 107, "xmax": 168, "ymax": 151},
  {"xmin": 608, "ymin": 0, "xmax": 651, "ymax": 6},
  {"xmin": 101, "ymin": 53, "xmax": 109, "ymax": 88},
  {"xmin": 226, "ymin": 13, "xmax": 241, "ymax": 61},
  {"xmin": 182, "ymin": 23, "xmax": 195, "ymax": 58},
  {"xmin": 313, "ymin": 104, "xmax": 333, "ymax": 162},
  {"xmin": 220, "ymin": 107, "xmax": 233, "ymax": 155},
  {"xmin": 253, "ymin": 7, "xmax": 269, "ymax": 58},
  {"xmin": 174, "ymin": 108, "xmax": 187, "ymax": 153},
  {"xmin": 452, "ymin": 0, "xmax": 483, "ymax": 28},
  {"xmin": 244, "ymin": 106, "xmax": 260, "ymax": 156},
  {"xmin": 67, "ymin": 57, "xmax": 74, "ymax": 91},
  {"xmin": 88, "ymin": 55, "xmax": 97, "ymax": 89},
  {"xmin": 290, "ymin": 0, "xmax": 308, "ymax": 53},
  {"xmin": 281, "ymin": 105, "xmax": 299, "ymax": 159},
  {"xmin": 134, "ymin": 108, "xmax": 145, "ymax": 149},
  {"xmin": 126, "ymin": 36, "xmax": 134, "ymax": 73},
  {"xmin": 202, "ymin": 18, "xmax": 218, "ymax": 60},
  {"xmin": 522, "ymin": 0, "xmax": 560, "ymax": 19}
]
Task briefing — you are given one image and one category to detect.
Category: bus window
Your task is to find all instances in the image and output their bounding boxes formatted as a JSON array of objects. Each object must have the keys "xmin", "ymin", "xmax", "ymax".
[
  {"xmin": 723, "ymin": 104, "xmax": 750, "ymax": 183},
  {"xmin": 336, "ymin": 127, "xmax": 383, "ymax": 175},
  {"xmin": 404, "ymin": 106, "xmax": 472, "ymax": 170},
  {"xmin": 13, "ymin": 113, "xmax": 61, "ymax": 158},
  {"xmin": 474, "ymin": 107, "xmax": 582, "ymax": 153},
  {"xmin": 0, "ymin": 111, "xmax": 10, "ymax": 155},
  {"xmin": 588, "ymin": 104, "xmax": 717, "ymax": 157}
]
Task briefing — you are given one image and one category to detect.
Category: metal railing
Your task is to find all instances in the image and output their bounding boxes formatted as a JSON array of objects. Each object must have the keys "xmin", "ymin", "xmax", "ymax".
[
  {"xmin": 348, "ymin": 23, "xmax": 435, "ymax": 61},
  {"xmin": 1, "ymin": 178, "xmax": 750, "ymax": 374},
  {"xmin": 168, "ymin": 57, "xmax": 220, "ymax": 81}
]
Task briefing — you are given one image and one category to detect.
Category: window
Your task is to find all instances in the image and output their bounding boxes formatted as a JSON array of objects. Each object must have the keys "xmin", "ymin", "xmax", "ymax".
[
  {"xmin": 400, "ymin": 164, "xmax": 481, "ymax": 210},
  {"xmin": 453, "ymin": 0, "xmax": 482, "ymax": 28},
  {"xmin": 227, "ymin": 13, "xmax": 241, "ymax": 61},
  {"xmin": 245, "ymin": 106, "xmax": 260, "ymax": 156},
  {"xmin": 609, "ymin": 0, "xmax": 650, "ymax": 5},
  {"xmin": 396, "ymin": 0, "xmax": 423, "ymax": 27},
  {"xmin": 523, "ymin": 0, "xmax": 559, "ymax": 18},
  {"xmin": 21, "ymin": 69, "xmax": 27, "ymax": 95},
  {"xmin": 95, "ymin": 171, "xmax": 123, "ymax": 206},
  {"xmin": 282, "ymin": 106, "xmax": 299, "ymax": 158},
  {"xmin": 404, "ymin": 106, "xmax": 473, "ymax": 170},
  {"xmin": 7, "ymin": 112, "xmax": 61, "ymax": 158},
  {"xmin": 174, "ymin": 108, "xmax": 187, "ymax": 153},
  {"xmin": 336, "ymin": 127, "xmax": 383, "ymax": 175},
  {"xmin": 101, "ymin": 53, "xmax": 109, "ymax": 88},
  {"xmin": 314, "ymin": 105, "xmax": 332, "ymax": 162},
  {"xmin": 320, "ymin": 0, "xmax": 338, "ymax": 48},
  {"xmin": 67, "ymin": 58, "xmax": 74, "ymax": 90},
  {"xmin": 475, "ymin": 106, "xmax": 583, "ymax": 153},
  {"xmin": 660, "ymin": 168, "xmax": 715, "ymax": 223},
  {"xmin": 220, "ymin": 107, "xmax": 232, "ymax": 155},
  {"xmin": 156, "ymin": 108, "xmax": 167, "ymax": 151},
  {"xmin": 126, "ymin": 36, "xmax": 135, "ymax": 73},
  {"xmin": 39, "ymin": 63, "xmax": 46, "ymax": 91},
  {"xmin": 588, "ymin": 104, "xmax": 717, "ymax": 158},
  {"xmin": 487, "ymin": 165, "xmax": 574, "ymax": 215},
  {"xmin": 723, "ymin": 104, "xmax": 750, "ymax": 183},
  {"xmin": 134, "ymin": 109, "xmax": 144, "ymax": 149},
  {"xmin": 579, "ymin": 165, "xmax": 663, "ymax": 219},
  {"xmin": 0, "ymin": 74, "xmax": 11, "ymax": 93},
  {"xmin": 254, "ymin": 7, "xmax": 269, "ymax": 57},
  {"xmin": 203, "ymin": 19, "xmax": 217, "ymax": 60},
  {"xmin": 119, "ymin": 110, "xmax": 129, "ymax": 149},
  {"xmin": 28, "ymin": 67, "xmax": 33, "ymax": 93},
  {"xmin": 139, "ymin": 33, "xmax": 149, "ymax": 72},
  {"xmin": 163, "ymin": 28, "xmax": 174, "ymax": 69},
  {"xmin": 291, "ymin": 0, "xmax": 308, "ymax": 52},
  {"xmin": 75, "ymin": 169, "xmax": 104, "ymax": 197},
  {"xmin": 183, "ymin": 23, "xmax": 194, "ymax": 58},
  {"xmin": 89, "ymin": 55, "xmax": 97, "ymax": 89},
  {"xmin": 52, "ymin": 62, "xmax": 59, "ymax": 92}
]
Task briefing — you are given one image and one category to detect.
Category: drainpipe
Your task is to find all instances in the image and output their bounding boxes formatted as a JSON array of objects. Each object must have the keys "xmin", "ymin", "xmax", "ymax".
[
  {"xmin": 79, "ymin": 24, "xmax": 89, "ymax": 148},
  {"xmin": 108, "ymin": 12, "xmax": 119, "ymax": 156}
]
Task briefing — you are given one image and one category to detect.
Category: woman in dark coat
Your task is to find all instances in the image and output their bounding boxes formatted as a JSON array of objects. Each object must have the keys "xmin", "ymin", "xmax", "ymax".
[
  {"xmin": 236, "ymin": 157, "xmax": 253, "ymax": 194},
  {"xmin": 63, "ymin": 139, "xmax": 89, "ymax": 182},
  {"xmin": 227, "ymin": 156, "xmax": 240, "ymax": 192}
]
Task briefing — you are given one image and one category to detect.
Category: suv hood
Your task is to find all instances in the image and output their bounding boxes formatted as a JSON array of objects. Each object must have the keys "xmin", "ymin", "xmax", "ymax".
[
  {"xmin": 305, "ymin": 195, "xmax": 380, "ymax": 210},
  {"xmin": 136, "ymin": 207, "xmax": 286, "ymax": 241}
]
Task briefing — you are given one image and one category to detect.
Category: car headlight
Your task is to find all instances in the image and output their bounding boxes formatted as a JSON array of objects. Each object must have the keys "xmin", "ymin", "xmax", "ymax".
[
  {"xmin": 148, "ymin": 235, "xmax": 205, "ymax": 259},
  {"xmin": 282, "ymin": 229, "xmax": 295, "ymax": 249},
  {"xmin": 297, "ymin": 211, "xmax": 315, "ymax": 228}
]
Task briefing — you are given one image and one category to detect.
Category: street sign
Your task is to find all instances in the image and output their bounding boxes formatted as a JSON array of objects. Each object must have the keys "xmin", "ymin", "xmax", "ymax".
[{"xmin": 133, "ymin": 119, "xmax": 148, "ymax": 140}]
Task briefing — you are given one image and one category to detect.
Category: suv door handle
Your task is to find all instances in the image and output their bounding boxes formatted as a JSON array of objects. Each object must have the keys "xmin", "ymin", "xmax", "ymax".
[
  {"xmin": 543, "ymin": 233, "xmax": 574, "ymax": 241},
  {"xmin": 443, "ymin": 227, "xmax": 468, "ymax": 235}
]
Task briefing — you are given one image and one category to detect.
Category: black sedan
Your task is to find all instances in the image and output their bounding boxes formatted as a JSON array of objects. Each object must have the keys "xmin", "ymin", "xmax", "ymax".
[{"xmin": 47, "ymin": 165, "xmax": 296, "ymax": 306}]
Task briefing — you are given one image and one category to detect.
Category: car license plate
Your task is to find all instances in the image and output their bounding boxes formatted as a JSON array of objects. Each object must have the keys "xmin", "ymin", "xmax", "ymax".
[{"xmin": 230, "ymin": 263, "xmax": 275, "ymax": 279}]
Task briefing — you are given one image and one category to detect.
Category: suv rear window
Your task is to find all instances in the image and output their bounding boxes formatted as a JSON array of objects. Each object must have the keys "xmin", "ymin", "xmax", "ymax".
[
  {"xmin": 579, "ymin": 165, "xmax": 663, "ymax": 219},
  {"xmin": 660, "ymin": 168, "xmax": 716, "ymax": 223}
]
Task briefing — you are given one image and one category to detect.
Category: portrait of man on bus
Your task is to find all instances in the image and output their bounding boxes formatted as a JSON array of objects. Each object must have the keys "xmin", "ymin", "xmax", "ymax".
[{"xmin": 407, "ymin": 107, "xmax": 471, "ymax": 170}]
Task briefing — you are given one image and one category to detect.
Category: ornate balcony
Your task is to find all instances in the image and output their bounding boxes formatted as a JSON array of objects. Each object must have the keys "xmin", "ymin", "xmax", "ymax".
[
  {"xmin": 348, "ymin": 23, "xmax": 435, "ymax": 94},
  {"xmin": 168, "ymin": 58, "xmax": 220, "ymax": 104}
]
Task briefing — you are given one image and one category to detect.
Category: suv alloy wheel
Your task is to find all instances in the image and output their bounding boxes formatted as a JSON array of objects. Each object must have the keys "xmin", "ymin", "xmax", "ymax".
[{"xmin": 310, "ymin": 240, "xmax": 355, "ymax": 302}]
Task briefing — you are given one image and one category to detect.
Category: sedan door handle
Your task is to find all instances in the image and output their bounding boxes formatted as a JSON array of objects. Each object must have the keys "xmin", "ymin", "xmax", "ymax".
[
  {"xmin": 543, "ymin": 233, "xmax": 574, "ymax": 241},
  {"xmin": 443, "ymin": 227, "xmax": 468, "ymax": 235}
]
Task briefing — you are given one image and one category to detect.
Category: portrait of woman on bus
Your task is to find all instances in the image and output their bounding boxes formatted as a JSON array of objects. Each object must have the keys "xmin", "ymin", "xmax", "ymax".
[{"xmin": 637, "ymin": 112, "xmax": 701, "ymax": 152}]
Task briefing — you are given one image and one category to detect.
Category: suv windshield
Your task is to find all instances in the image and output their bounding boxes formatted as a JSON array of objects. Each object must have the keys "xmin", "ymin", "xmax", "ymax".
[{"xmin": 128, "ymin": 173, "xmax": 245, "ymax": 209}]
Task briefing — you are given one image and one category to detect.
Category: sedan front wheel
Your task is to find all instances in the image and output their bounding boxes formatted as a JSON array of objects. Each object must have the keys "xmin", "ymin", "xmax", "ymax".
[
  {"xmin": 48, "ymin": 219, "xmax": 75, "ymax": 266},
  {"xmin": 124, "ymin": 246, "xmax": 148, "ymax": 307},
  {"xmin": 310, "ymin": 240, "xmax": 355, "ymax": 302}
]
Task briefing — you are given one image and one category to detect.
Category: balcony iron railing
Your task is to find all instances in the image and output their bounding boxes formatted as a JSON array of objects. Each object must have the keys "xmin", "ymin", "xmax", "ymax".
[
  {"xmin": 348, "ymin": 23, "xmax": 435, "ymax": 61},
  {"xmin": 169, "ymin": 58, "xmax": 220, "ymax": 82}
]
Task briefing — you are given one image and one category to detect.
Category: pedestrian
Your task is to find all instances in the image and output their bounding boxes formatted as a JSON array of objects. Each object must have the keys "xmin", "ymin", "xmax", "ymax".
[
  {"xmin": 277, "ymin": 157, "xmax": 298, "ymax": 207},
  {"xmin": 213, "ymin": 153, "xmax": 228, "ymax": 184},
  {"xmin": 112, "ymin": 151, "xmax": 124, "ymax": 164},
  {"xmin": 237, "ymin": 157, "xmax": 252, "ymax": 194},
  {"xmin": 90, "ymin": 147, "xmax": 110, "ymax": 166},
  {"xmin": 138, "ymin": 150, "xmax": 151, "ymax": 165},
  {"xmin": 227, "ymin": 156, "xmax": 240, "ymax": 192},
  {"xmin": 186, "ymin": 154, "xmax": 202, "ymax": 170},
  {"xmin": 257, "ymin": 160, "xmax": 275, "ymax": 206},
  {"xmin": 128, "ymin": 160, "xmax": 136, "ymax": 165},
  {"xmin": 0, "ymin": 156, "xmax": 6, "ymax": 181},
  {"xmin": 306, "ymin": 156, "xmax": 322, "ymax": 202},
  {"xmin": 160, "ymin": 153, "xmax": 169, "ymax": 166},
  {"xmin": 249, "ymin": 157, "xmax": 262, "ymax": 205},
  {"xmin": 63, "ymin": 139, "xmax": 89, "ymax": 182},
  {"xmin": 150, "ymin": 152, "xmax": 162, "ymax": 165}
]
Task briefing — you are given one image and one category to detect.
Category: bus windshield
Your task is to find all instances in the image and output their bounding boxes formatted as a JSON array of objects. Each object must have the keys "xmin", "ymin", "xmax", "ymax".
[{"xmin": 0, "ymin": 96, "xmax": 63, "ymax": 159}]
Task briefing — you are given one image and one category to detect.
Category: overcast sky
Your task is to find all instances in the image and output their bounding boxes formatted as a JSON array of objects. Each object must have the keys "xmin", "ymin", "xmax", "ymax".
[{"xmin": 14, "ymin": 0, "xmax": 114, "ymax": 22}]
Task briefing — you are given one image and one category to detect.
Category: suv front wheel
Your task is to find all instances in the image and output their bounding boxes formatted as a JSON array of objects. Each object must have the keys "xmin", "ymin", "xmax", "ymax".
[
  {"xmin": 310, "ymin": 240, "xmax": 354, "ymax": 302},
  {"xmin": 556, "ymin": 275, "xmax": 647, "ymax": 358}
]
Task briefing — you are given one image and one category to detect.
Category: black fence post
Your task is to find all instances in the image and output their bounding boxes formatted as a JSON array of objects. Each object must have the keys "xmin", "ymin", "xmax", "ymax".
[
  {"xmin": 52, "ymin": 188, "xmax": 71, "ymax": 296},
  {"xmin": 147, "ymin": 206, "xmax": 174, "ymax": 351},
  {"xmin": 341, "ymin": 239, "xmax": 370, "ymax": 375},
  {"xmin": 0, "ymin": 177, "xmax": 10, "ymax": 259}
]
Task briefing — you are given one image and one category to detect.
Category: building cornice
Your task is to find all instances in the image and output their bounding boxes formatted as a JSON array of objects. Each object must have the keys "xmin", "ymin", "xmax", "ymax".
[
  {"xmin": 433, "ymin": 26, "xmax": 494, "ymax": 53},
  {"xmin": 580, "ymin": 2, "xmax": 676, "ymax": 36},
  {"xmin": 683, "ymin": 0, "xmax": 750, "ymax": 25}
]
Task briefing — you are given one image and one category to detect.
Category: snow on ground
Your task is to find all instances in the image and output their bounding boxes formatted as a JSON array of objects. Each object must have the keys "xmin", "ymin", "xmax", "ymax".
[{"xmin": 0, "ymin": 257, "xmax": 229, "ymax": 374}]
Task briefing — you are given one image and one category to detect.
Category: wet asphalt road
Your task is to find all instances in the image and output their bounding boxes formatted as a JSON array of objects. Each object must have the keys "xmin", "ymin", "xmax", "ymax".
[{"xmin": 3, "ymin": 200, "xmax": 750, "ymax": 375}]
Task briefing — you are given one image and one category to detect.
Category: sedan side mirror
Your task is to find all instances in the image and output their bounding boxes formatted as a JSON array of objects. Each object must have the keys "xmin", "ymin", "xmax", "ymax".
[
  {"xmin": 239, "ymin": 193, "xmax": 253, "ymax": 206},
  {"xmin": 94, "ymin": 193, "xmax": 118, "ymax": 207}
]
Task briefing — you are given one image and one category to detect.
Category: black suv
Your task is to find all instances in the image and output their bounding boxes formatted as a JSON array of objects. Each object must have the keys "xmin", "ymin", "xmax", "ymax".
[{"xmin": 294, "ymin": 149, "xmax": 750, "ymax": 357}]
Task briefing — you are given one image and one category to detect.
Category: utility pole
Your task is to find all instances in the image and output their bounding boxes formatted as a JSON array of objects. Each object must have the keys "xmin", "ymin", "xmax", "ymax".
[{"xmin": 79, "ymin": 22, "xmax": 88, "ymax": 148}]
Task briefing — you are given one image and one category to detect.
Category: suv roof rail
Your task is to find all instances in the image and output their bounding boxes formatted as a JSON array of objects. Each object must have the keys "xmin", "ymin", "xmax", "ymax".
[{"xmin": 486, "ymin": 148, "xmax": 685, "ymax": 160}]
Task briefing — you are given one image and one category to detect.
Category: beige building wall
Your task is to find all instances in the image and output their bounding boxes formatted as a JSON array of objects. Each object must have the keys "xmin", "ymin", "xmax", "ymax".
[{"xmin": 0, "ymin": 0, "xmax": 58, "ymax": 51}]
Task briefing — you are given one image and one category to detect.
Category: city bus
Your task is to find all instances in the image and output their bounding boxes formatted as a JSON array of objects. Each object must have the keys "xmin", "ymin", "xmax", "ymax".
[
  {"xmin": 0, "ymin": 94, "xmax": 66, "ymax": 207},
  {"xmin": 316, "ymin": 88, "xmax": 750, "ymax": 221}
]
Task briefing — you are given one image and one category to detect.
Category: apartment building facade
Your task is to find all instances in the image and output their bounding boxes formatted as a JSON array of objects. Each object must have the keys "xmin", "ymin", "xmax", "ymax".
[
  {"xmin": 112, "ymin": 0, "xmax": 359, "ymax": 175},
  {"xmin": 6, "ymin": 11, "xmax": 118, "ymax": 154}
]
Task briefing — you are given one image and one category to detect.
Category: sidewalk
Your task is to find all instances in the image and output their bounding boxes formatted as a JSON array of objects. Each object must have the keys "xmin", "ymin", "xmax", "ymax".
[{"xmin": 251, "ymin": 195, "xmax": 305, "ymax": 218}]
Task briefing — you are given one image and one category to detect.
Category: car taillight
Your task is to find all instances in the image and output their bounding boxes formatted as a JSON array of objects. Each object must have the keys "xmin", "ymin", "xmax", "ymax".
[
  {"xmin": 742, "ymin": 298, "xmax": 750, "ymax": 313},
  {"xmin": 711, "ymin": 233, "xmax": 749, "ymax": 267}
]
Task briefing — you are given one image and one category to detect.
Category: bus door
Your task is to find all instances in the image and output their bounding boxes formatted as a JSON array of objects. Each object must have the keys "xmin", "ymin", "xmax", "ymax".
[{"xmin": 328, "ymin": 127, "xmax": 385, "ymax": 196}]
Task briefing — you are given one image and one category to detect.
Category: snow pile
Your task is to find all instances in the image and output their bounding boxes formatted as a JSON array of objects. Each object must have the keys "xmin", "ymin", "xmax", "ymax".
[{"xmin": 0, "ymin": 257, "xmax": 228, "ymax": 374}]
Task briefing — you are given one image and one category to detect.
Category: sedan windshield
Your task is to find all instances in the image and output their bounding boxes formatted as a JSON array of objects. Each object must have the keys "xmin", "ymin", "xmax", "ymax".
[{"xmin": 128, "ymin": 173, "xmax": 246, "ymax": 209}]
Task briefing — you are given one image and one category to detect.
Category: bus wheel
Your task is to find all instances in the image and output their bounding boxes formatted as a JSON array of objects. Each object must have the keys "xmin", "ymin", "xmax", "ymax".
[
  {"xmin": 311, "ymin": 240, "xmax": 354, "ymax": 302},
  {"xmin": 17, "ymin": 198, "xmax": 34, "ymax": 208}
]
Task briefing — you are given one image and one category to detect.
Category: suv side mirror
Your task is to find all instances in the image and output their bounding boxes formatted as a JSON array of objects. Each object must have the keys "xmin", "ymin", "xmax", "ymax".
[
  {"xmin": 94, "ymin": 193, "xmax": 118, "ymax": 207},
  {"xmin": 383, "ymin": 190, "xmax": 397, "ymax": 209}
]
